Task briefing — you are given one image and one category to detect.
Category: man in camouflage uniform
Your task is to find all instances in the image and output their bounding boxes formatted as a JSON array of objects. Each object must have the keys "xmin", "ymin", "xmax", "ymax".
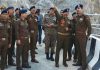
[
  {"xmin": 54, "ymin": 8, "xmax": 72, "ymax": 67},
  {"xmin": 73, "ymin": 4, "xmax": 91, "ymax": 70},
  {"xmin": 43, "ymin": 7, "xmax": 57, "ymax": 61},
  {"xmin": 0, "ymin": 9, "xmax": 12, "ymax": 70},
  {"xmin": 16, "ymin": 9, "xmax": 31, "ymax": 70},
  {"xmin": 27, "ymin": 6, "xmax": 39, "ymax": 63},
  {"xmin": 15, "ymin": 8, "xmax": 20, "ymax": 20}
]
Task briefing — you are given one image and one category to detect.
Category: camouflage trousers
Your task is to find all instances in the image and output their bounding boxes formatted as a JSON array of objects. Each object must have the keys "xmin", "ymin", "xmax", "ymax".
[{"xmin": 45, "ymin": 33, "xmax": 57, "ymax": 54}]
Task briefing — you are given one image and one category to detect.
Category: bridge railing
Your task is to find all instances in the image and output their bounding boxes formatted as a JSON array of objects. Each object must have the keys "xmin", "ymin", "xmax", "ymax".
[
  {"xmin": 86, "ymin": 34, "xmax": 100, "ymax": 70},
  {"xmin": 86, "ymin": 14, "xmax": 100, "ymax": 35}
]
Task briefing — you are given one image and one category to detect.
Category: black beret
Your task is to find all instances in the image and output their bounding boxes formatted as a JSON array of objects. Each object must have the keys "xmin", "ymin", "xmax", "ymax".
[
  {"xmin": 15, "ymin": 8, "xmax": 20, "ymax": 11},
  {"xmin": 1, "ymin": 9, "xmax": 7, "ymax": 14},
  {"xmin": 63, "ymin": 8, "xmax": 70, "ymax": 13},
  {"xmin": 20, "ymin": 9, "xmax": 27, "ymax": 14},
  {"xmin": 30, "ymin": 6, "xmax": 35, "ymax": 11},
  {"xmin": 49, "ymin": 7, "xmax": 55, "ymax": 10},
  {"xmin": 7, "ymin": 7, "xmax": 14, "ymax": 11},
  {"xmin": 72, "ymin": 12, "xmax": 77, "ymax": 16},
  {"xmin": 75, "ymin": 4, "xmax": 83, "ymax": 10},
  {"xmin": 60, "ymin": 10, "xmax": 63, "ymax": 13}
]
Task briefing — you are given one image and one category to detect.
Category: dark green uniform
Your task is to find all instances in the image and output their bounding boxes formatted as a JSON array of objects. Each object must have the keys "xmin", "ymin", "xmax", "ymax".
[
  {"xmin": 16, "ymin": 19, "xmax": 30, "ymax": 68},
  {"xmin": 43, "ymin": 13, "xmax": 57, "ymax": 60},
  {"xmin": 7, "ymin": 15, "xmax": 16, "ymax": 65},
  {"xmin": 67, "ymin": 18, "xmax": 78, "ymax": 61},
  {"xmin": 27, "ymin": 14, "xmax": 38, "ymax": 61},
  {"xmin": 54, "ymin": 10, "xmax": 71, "ymax": 67},
  {"xmin": 75, "ymin": 14, "xmax": 91, "ymax": 70},
  {"xmin": 0, "ymin": 14, "xmax": 12, "ymax": 70},
  {"xmin": 55, "ymin": 18, "xmax": 71, "ymax": 65}
]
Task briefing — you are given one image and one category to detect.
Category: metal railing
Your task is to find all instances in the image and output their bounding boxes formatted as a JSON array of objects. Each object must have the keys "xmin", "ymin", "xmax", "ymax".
[{"xmin": 87, "ymin": 14, "xmax": 100, "ymax": 35}]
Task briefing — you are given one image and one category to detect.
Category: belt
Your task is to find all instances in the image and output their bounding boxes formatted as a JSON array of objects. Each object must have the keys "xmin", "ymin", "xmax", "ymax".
[
  {"xmin": 76, "ymin": 31, "xmax": 86, "ymax": 34},
  {"xmin": 21, "ymin": 37, "xmax": 28, "ymax": 39},
  {"xmin": 58, "ymin": 32, "xmax": 70, "ymax": 36}
]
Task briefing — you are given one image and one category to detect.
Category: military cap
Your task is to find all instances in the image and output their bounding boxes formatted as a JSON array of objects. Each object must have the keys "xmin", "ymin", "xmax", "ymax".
[
  {"xmin": 15, "ymin": 8, "xmax": 20, "ymax": 11},
  {"xmin": 60, "ymin": 10, "xmax": 63, "ymax": 13},
  {"xmin": 20, "ymin": 9, "xmax": 27, "ymax": 14},
  {"xmin": 72, "ymin": 12, "xmax": 77, "ymax": 16},
  {"xmin": 49, "ymin": 7, "xmax": 55, "ymax": 10},
  {"xmin": 75, "ymin": 4, "xmax": 83, "ymax": 10},
  {"xmin": 30, "ymin": 6, "xmax": 35, "ymax": 11},
  {"xmin": 63, "ymin": 8, "xmax": 70, "ymax": 13},
  {"xmin": 1, "ymin": 9, "xmax": 7, "ymax": 14},
  {"xmin": 7, "ymin": 6, "xmax": 14, "ymax": 11}
]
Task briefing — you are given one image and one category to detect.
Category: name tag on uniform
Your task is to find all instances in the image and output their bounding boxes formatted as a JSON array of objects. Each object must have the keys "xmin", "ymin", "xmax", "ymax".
[
  {"xmin": 2, "ymin": 38, "xmax": 6, "ymax": 41},
  {"xmin": 65, "ymin": 27, "xmax": 69, "ymax": 31},
  {"xmin": 31, "ymin": 30, "xmax": 34, "ymax": 33},
  {"xmin": 0, "ymin": 23, "xmax": 4, "ymax": 27},
  {"xmin": 7, "ymin": 25, "xmax": 10, "ymax": 28}
]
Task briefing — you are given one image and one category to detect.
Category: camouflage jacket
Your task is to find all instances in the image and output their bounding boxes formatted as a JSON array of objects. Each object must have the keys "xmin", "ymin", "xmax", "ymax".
[{"xmin": 43, "ymin": 14, "xmax": 57, "ymax": 34}]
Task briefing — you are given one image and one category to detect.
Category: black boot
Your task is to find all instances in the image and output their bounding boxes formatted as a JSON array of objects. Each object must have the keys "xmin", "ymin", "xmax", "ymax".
[
  {"xmin": 22, "ymin": 65, "xmax": 31, "ymax": 68},
  {"xmin": 16, "ymin": 67, "xmax": 23, "ymax": 70},
  {"xmin": 50, "ymin": 53, "xmax": 54, "ymax": 61},
  {"xmin": 8, "ymin": 62, "xmax": 16, "ymax": 66},
  {"xmin": 31, "ymin": 59, "xmax": 39, "ymax": 63},
  {"xmin": 73, "ymin": 62, "xmax": 82, "ymax": 66},
  {"xmin": 55, "ymin": 63, "xmax": 59, "ymax": 67},
  {"xmin": 46, "ymin": 53, "xmax": 50, "ymax": 60},
  {"xmin": 63, "ymin": 62, "xmax": 68, "ymax": 67}
]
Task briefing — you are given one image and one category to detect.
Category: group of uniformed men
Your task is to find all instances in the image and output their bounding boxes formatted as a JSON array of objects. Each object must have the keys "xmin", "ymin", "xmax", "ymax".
[{"xmin": 0, "ymin": 4, "xmax": 91, "ymax": 70}]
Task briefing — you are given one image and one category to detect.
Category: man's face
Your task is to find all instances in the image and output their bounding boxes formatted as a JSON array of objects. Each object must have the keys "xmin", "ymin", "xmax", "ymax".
[
  {"xmin": 21, "ymin": 13, "xmax": 28, "ymax": 18},
  {"xmin": 76, "ymin": 7, "xmax": 83, "ymax": 14},
  {"xmin": 15, "ymin": 10, "xmax": 20, "ymax": 14},
  {"xmin": 49, "ymin": 9, "xmax": 55, "ymax": 15},
  {"xmin": 61, "ymin": 19, "xmax": 65, "ymax": 24},
  {"xmin": 30, "ymin": 8, "xmax": 36, "ymax": 14},
  {"xmin": 63, "ymin": 12, "xmax": 69, "ymax": 17},
  {"xmin": 8, "ymin": 9, "xmax": 14, "ymax": 15}
]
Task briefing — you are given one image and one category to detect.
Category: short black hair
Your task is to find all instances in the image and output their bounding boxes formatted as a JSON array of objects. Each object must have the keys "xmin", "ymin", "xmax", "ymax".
[
  {"xmin": 63, "ymin": 8, "xmax": 70, "ymax": 13},
  {"xmin": 36, "ymin": 9, "xmax": 40, "ymax": 13}
]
